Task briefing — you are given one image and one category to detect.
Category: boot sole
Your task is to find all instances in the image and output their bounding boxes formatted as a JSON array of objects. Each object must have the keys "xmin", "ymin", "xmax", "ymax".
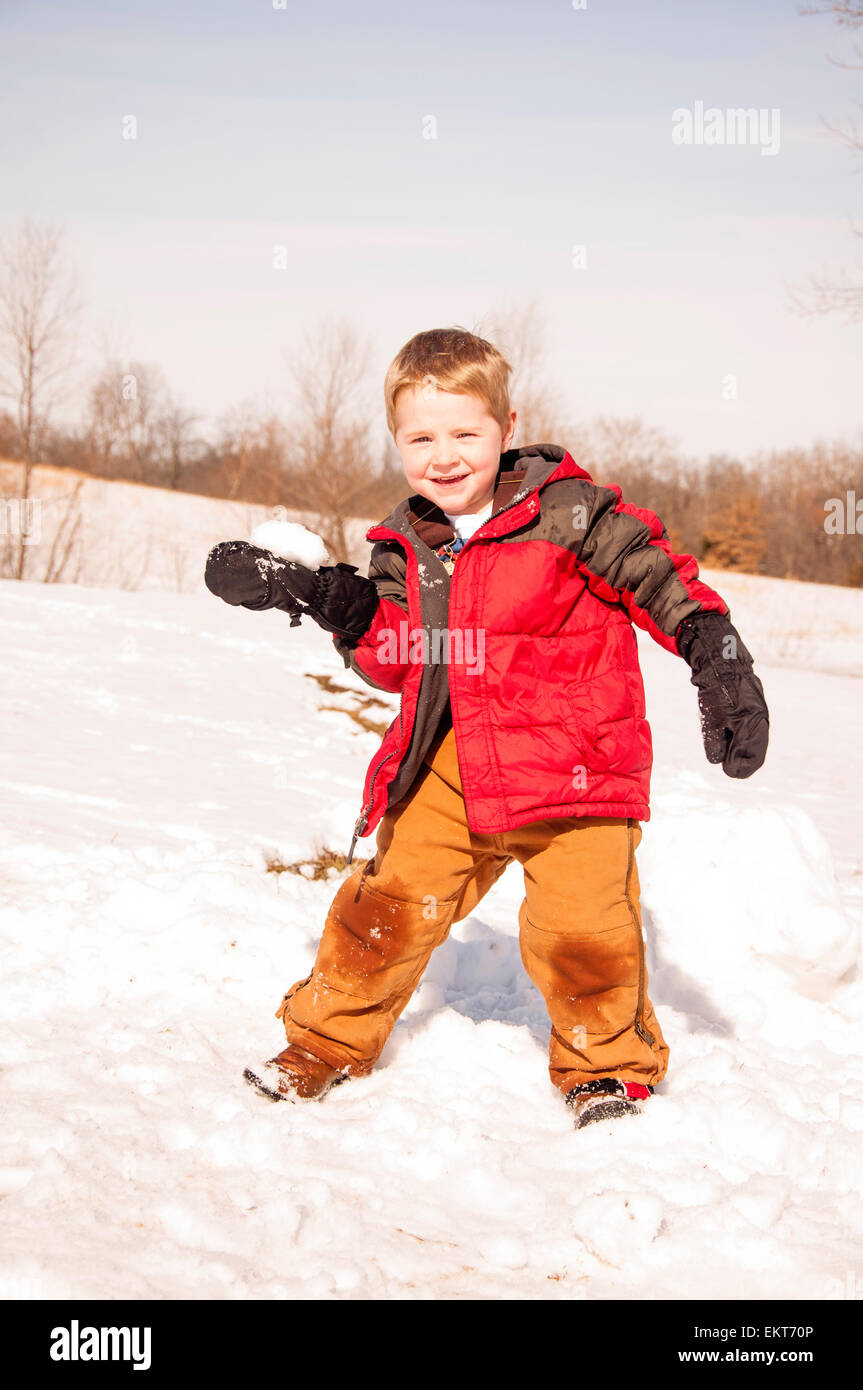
[
  {"xmin": 574, "ymin": 1097, "xmax": 643, "ymax": 1129},
  {"xmin": 242, "ymin": 1066, "xmax": 347, "ymax": 1104}
]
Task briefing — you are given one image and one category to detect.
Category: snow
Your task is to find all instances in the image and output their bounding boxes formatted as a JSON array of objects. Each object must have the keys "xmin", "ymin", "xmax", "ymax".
[
  {"xmin": 0, "ymin": 461, "xmax": 364, "ymax": 591},
  {"xmin": 0, "ymin": 557, "xmax": 862, "ymax": 1299},
  {"xmin": 249, "ymin": 520, "xmax": 331, "ymax": 570}
]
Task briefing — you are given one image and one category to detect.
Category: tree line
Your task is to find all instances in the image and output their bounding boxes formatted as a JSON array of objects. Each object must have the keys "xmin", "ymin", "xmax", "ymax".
[{"xmin": 0, "ymin": 227, "xmax": 861, "ymax": 584}]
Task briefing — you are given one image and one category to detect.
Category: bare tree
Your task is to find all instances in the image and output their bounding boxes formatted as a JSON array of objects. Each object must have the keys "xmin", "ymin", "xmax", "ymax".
[
  {"xmin": 791, "ymin": 2, "xmax": 863, "ymax": 320},
  {"xmin": 157, "ymin": 401, "xmax": 200, "ymax": 491},
  {"xmin": 568, "ymin": 414, "xmax": 681, "ymax": 480},
  {"xmin": 0, "ymin": 220, "xmax": 81, "ymax": 577},
  {"xmin": 86, "ymin": 358, "xmax": 198, "ymax": 487},
  {"xmin": 43, "ymin": 478, "xmax": 85, "ymax": 583},
  {"xmin": 157, "ymin": 535, "xmax": 200, "ymax": 593},
  {"xmin": 476, "ymin": 301, "xmax": 568, "ymax": 445},
  {"xmin": 94, "ymin": 529, "xmax": 155, "ymax": 592},
  {"xmin": 212, "ymin": 402, "xmax": 287, "ymax": 502},
  {"xmin": 801, "ymin": 0, "xmax": 863, "ymax": 62},
  {"xmin": 282, "ymin": 319, "xmax": 377, "ymax": 561},
  {"xmin": 86, "ymin": 359, "xmax": 142, "ymax": 478}
]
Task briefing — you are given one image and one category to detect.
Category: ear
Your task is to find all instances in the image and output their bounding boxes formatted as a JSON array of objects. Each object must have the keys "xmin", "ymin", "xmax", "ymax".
[{"xmin": 501, "ymin": 409, "xmax": 517, "ymax": 450}]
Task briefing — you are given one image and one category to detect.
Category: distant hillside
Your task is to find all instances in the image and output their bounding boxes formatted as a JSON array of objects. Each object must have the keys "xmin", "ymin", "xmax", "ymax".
[
  {"xmin": 0, "ymin": 460, "xmax": 376, "ymax": 592},
  {"xmin": 3, "ymin": 459, "xmax": 863, "ymax": 676}
]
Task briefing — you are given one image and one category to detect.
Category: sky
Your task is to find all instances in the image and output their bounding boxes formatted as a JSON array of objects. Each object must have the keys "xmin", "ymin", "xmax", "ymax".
[{"xmin": 1, "ymin": 0, "xmax": 862, "ymax": 461}]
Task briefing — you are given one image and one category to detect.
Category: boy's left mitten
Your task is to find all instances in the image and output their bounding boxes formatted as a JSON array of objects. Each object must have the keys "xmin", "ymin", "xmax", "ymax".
[
  {"xmin": 205, "ymin": 540, "xmax": 379, "ymax": 642},
  {"xmin": 676, "ymin": 611, "xmax": 769, "ymax": 779}
]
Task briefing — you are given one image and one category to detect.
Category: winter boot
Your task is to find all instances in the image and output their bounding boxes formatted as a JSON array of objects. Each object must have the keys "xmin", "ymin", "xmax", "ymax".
[
  {"xmin": 243, "ymin": 1044, "xmax": 348, "ymax": 1103},
  {"xmin": 565, "ymin": 1077, "xmax": 654, "ymax": 1129}
]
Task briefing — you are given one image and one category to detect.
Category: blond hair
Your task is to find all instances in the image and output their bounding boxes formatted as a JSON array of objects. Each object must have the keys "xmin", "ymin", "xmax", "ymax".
[{"xmin": 384, "ymin": 326, "xmax": 512, "ymax": 436}]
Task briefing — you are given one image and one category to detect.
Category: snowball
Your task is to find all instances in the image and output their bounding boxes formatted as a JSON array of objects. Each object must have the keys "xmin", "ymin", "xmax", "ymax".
[{"xmin": 250, "ymin": 520, "xmax": 330, "ymax": 569}]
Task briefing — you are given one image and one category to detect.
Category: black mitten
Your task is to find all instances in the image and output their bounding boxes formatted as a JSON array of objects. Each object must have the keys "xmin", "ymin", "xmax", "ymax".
[
  {"xmin": 205, "ymin": 540, "xmax": 304, "ymax": 625},
  {"xmin": 676, "ymin": 611, "xmax": 769, "ymax": 779},
  {"xmin": 205, "ymin": 540, "xmax": 378, "ymax": 643},
  {"xmin": 267, "ymin": 558, "xmax": 380, "ymax": 642}
]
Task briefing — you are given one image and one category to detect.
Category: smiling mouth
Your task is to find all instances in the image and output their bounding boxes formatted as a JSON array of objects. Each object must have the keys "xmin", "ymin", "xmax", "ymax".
[{"xmin": 431, "ymin": 474, "xmax": 469, "ymax": 486}]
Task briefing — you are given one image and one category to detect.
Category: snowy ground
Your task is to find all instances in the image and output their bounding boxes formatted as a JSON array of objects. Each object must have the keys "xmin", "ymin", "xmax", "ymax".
[
  {"xmin": 0, "ymin": 461, "xmax": 374, "ymax": 589},
  {"xmin": 0, "ymin": 571, "xmax": 861, "ymax": 1301}
]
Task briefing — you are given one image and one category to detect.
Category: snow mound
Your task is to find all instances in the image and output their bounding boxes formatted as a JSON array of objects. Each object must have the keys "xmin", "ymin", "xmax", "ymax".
[{"xmin": 642, "ymin": 798, "xmax": 860, "ymax": 1015}]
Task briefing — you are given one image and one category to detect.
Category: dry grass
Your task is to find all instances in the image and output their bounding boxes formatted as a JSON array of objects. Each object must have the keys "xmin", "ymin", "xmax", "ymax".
[
  {"xmin": 307, "ymin": 672, "xmax": 393, "ymax": 736},
  {"xmin": 266, "ymin": 847, "xmax": 354, "ymax": 880}
]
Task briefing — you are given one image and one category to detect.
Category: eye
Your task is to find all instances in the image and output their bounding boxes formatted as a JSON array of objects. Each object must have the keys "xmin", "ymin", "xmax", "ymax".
[{"xmin": 409, "ymin": 432, "xmax": 475, "ymax": 443}]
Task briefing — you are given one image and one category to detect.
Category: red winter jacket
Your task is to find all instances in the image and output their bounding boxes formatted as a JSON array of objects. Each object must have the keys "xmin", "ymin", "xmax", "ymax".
[{"xmin": 333, "ymin": 445, "xmax": 727, "ymax": 859}]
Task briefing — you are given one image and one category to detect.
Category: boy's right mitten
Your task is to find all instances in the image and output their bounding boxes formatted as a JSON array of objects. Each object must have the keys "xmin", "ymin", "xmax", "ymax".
[
  {"xmin": 205, "ymin": 540, "xmax": 304, "ymax": 623},
  {"xmin": 204, "ymin": 539, "xmax": 380, "ymax": 643},
  {"xmin": 676, "ymin": 611, "xmax": 769, "ymax": 779}
]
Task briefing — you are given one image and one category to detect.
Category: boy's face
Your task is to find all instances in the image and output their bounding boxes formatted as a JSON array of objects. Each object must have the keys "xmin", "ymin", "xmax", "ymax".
[{"xmin": 392, "ymin": 385, "xmax": 516, "ymax": 515}]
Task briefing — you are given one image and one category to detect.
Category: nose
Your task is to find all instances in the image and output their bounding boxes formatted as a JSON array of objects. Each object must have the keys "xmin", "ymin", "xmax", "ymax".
[{"xmin": 429, "ymin": 444, "xmax": 461, "ymax": 473}]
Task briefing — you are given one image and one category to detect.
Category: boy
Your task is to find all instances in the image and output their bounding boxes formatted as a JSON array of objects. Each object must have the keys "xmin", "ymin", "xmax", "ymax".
[{"xmin": 205, "ymin": 327, "xmax": 769, "ymax": 1129}]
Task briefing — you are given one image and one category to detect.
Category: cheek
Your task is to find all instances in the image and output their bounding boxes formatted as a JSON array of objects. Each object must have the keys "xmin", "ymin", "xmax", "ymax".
[{"xmin": 401, "ymin": 455, "xmax": 424, "ymax": 484}]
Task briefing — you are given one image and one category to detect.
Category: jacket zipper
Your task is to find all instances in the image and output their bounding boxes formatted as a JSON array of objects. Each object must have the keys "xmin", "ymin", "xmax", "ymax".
[
  {"xmin": 345, "ymin": 485, "xmax": 539, "ymax": 864},
  {"xmin": 346, "ymin": 695, "xmax": 404, "ymax": 864}
]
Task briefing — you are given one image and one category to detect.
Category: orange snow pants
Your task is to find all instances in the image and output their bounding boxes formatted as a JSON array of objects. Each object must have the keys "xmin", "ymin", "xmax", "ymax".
[{"xmin": 277, "ymin": 723, "xmax": 669, "ymax": 1094}]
